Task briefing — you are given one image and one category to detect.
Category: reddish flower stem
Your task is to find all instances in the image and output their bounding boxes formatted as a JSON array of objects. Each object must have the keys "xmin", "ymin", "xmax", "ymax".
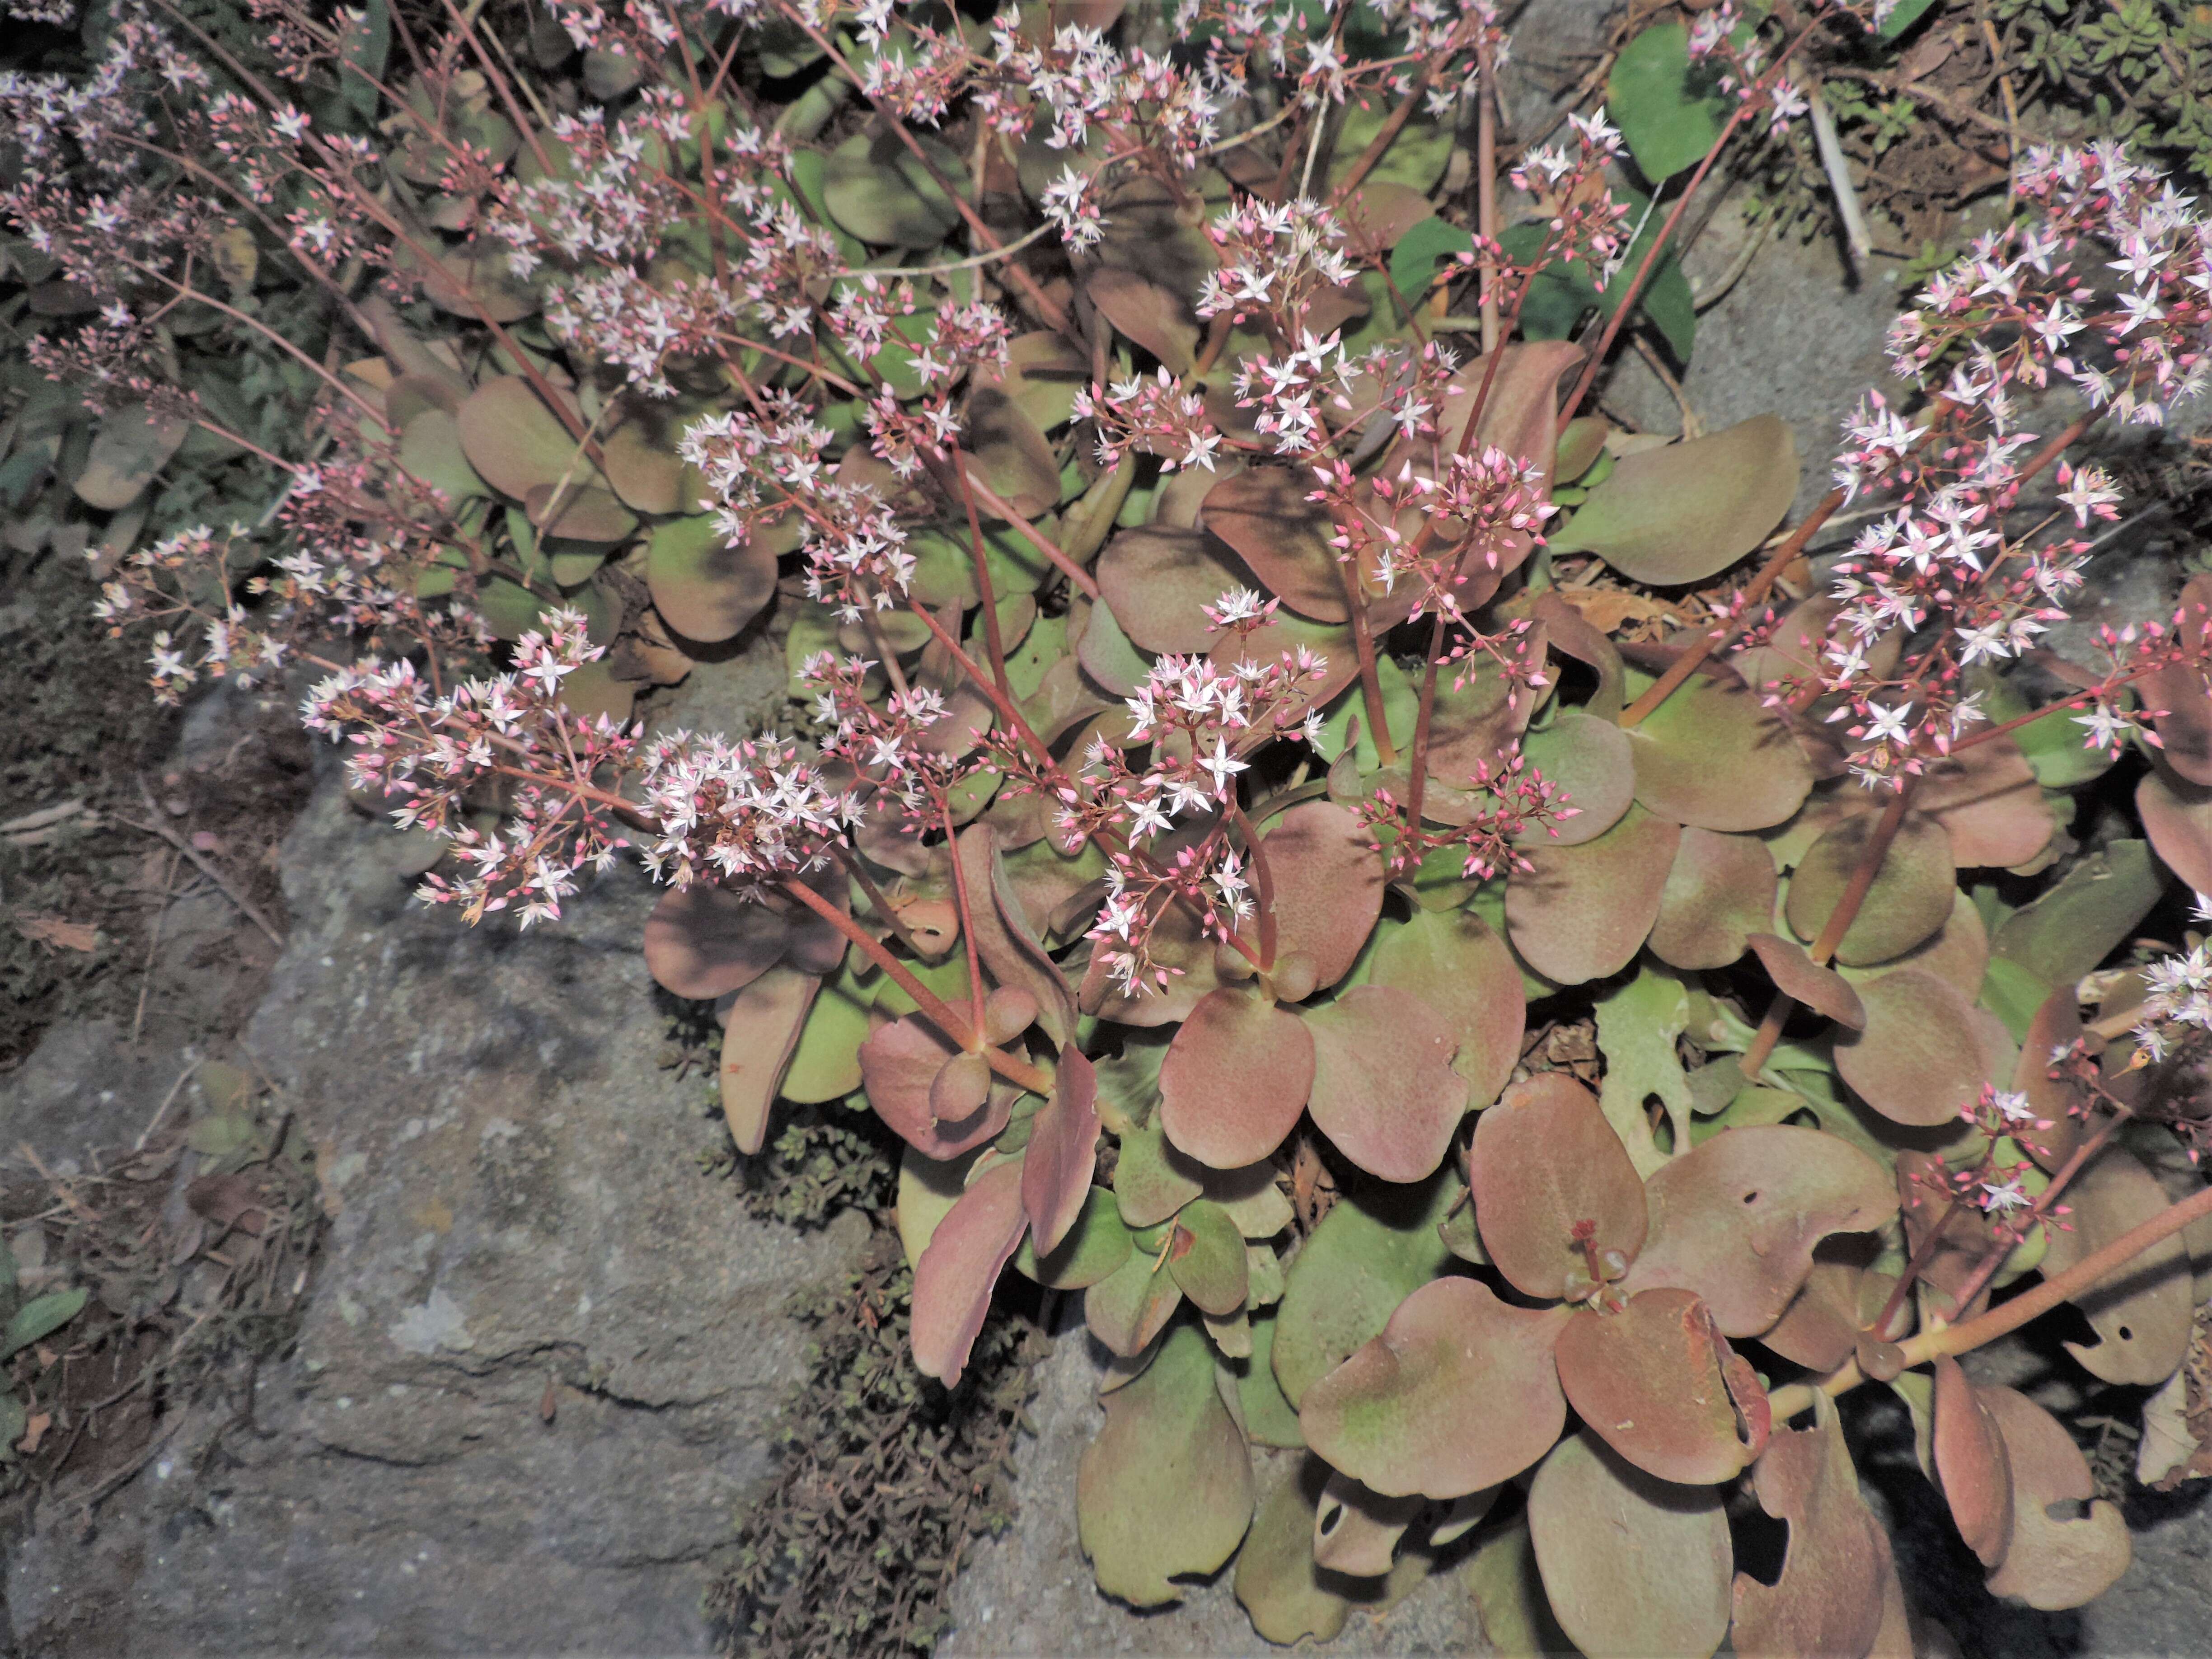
[
  {"xmin": 1770, "ymin": 1181, "xmax": 2212, "ymax": 1420},
  {"xmin": 778, "ymin": 875, "xmax": 1056, "ymax": 1094}
]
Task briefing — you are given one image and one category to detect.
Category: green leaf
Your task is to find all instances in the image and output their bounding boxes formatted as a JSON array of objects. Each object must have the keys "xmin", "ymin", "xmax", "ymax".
[
  {"xmin": 337, "ymin": 0, "xmax": 392, "ymax": 122},
  {"xmin": 1326, "ymin": 100, "xmax": 1453, "ymax": 194},
  {"xmin": 1076, "ymin": 1323, "xmax": 1256, "ymax": 1606},
  {"xmin": 820, "ymin": 130, "xmax": 970, "ymax": 247},
  {"xmin": 1, "ymin": 1288, "xmax": 87, "ymax": 1361},
  {"xmin": 1878, "ymin": 0, "xmax": 1942, "ymax": 39},
  {"xmin": 781, "ymin": 966, "xmax": 870, "ymax": 1104},
  {"xmin": 1270, "ymin": 1166, "xmax": 1459, "ymax": 1408},
  {"xmin": 1609, "ymin": 23, "xmax": 1730, "ymax": 183},
  {"xmin": 1990, "ymin": 839, "xmax": 2164, "ymax": 988},
  {"xmin": 1388, "ymin": 216, "xmax": 1473, "ymax": 304},
  {"xmin": 1555, "ymin": 417, "xmax": 1799, "ymax": 586},
  {"xmin": 1500, "ymin": 201, "xmax": 1698, "ymax": 361}
]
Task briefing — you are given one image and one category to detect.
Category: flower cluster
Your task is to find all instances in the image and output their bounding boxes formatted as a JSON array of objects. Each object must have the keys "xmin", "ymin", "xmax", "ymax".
[{"xmin": 304, "ymin": 610, "xmax": 637, "ymax": 928}]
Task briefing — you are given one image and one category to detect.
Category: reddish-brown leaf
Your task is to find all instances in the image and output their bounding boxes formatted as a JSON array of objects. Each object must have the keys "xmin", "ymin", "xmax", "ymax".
[
  {"xmin": 1649, "ymin": 829, "xmax": 1779, "ymax": 970},
  {"xmin": 1747, "ymin": 933, "xmax": 1866, "ymax": 1031},
  {"xmin": 859, "ymin": 1015, "xmax": 1014, "ymax": 1158},
  {"xmin": 1730, "ymin": 1402, "xmax": 1887, "ymax": 1659},
  {"xmin": 1620, "ymin": 1125, "xmax": 1897, "ymax": 1338},
  {"xmin": 1201, "ymin": 467, "xmax": 1349, "ymax": 621},
  {"xmin": 718, "ymin": 965, "xmax": 819, "ymax": 1155},
  {"xmin": 1528, "ymin": 1430, "xmax": 1732, "ymax": 1659},
  {"xmin": 912, "ymin": 1157, "xmax": 1029, "ymax": 1385},
  {"xmin": 1833, "ymin": 968, "xmax": 1994, "ymax": 1127},
  {"xmin": 956, "ymin": 823, "xmax": 1078, "ymax": 1045},
  {"xmin": 1364, "ymin": 909, "xmax": 1524, "ymax": 1109},
  {"xmin": 1553, "ymin": 1290, "xmax": 1770, "ymax": 1485},
  {"xmin": 1262, "ymin": 800, "xmax": 1385, "ymax": 993},
  {"xmin": 2137, "ymin": 759, "xmax": 2212, "ymax": 893},
  {"xmin": 1299, "ymin": 1277, "xmax": 1572, "ymax": 1499},
  {"xmin": 1023, "ymin": 1050, "xmax": 1100, "ymax": 1257},
  {"xmin": 642, "ymin": 883, "xmax": 790, "ymax": 1000},
  {"xmin": 1505, "ymin": 804, "xmax": 1682, "ymax": 985},
  {"xmin": 1917, "ymin": 735, "xmax": 2053, "ymax": 868},
  {"xmin": 1303, "ymin": 986, "xmax": 1466, "ymax": 1182},
  {"xmin": 1932, "ymin": 1356, "xmax": 2015, "ymax": 1570},
  {"xmin": 1471, "ymin": 1074, "xmax": 1648, "ymax": 1301},
  {"xmin": 1158, "ymin": 986, "xmax": 1316, "ymax": 1169},
  {"xmin": 1981, "ymin": 1386, "xmax": 2132, "ymax": 1609},
  {"xmin": 2037, "ymin": 1147, "xmax": 2193, "ymax": 1385},
  {"xmin": 1096, "ymin": 526, "xmax": 1257, "ymax": 654}
]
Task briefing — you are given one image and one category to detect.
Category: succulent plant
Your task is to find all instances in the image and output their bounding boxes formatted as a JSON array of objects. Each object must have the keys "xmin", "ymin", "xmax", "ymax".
[{"xmin": 14, "ymin": 0, "xmax": 2212, "ymax": 1651}]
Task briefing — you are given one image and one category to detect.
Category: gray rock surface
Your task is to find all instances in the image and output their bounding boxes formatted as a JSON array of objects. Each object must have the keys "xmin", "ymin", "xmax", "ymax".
[
  {"xmin": 938, "ymin": 1308, "xmax": 1492, "ymax": 1659},
  {"xmin": 5, "ymin": 644, "xmax": 858, "ymax": 1656}
]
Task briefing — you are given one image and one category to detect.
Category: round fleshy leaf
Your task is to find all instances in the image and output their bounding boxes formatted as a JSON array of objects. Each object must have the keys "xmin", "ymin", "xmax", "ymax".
[
  {"xmin": 1303, "ymin": 986, "xmax": 1466, "ymax": 1182},
  {"xmin": 859, "ymin": 1015, "xmax": 1014, "ymax": 1158},
  {"xmin": 2037, "ymin": 1147, "xmax": 2193, "ymax": 1385},
  {"xmin": 911, "ymin": 1156, "xmax": 1027, "ymax": 1386},
  {"xmin": 1836, "ymin": 888, "xmax": 1988, "ymax": 1001},
  {"xmin": 1747, "ymin": 933, "xmax": 1865, "ymax": 1031},
  {"xmin": 1096, "ymin": 526, "xmax": 1256, "ymax": 654},
  {"xmin": 1271, "ymin": 1169, "xmax": 1460, "ymax": 1407},
  {"xmin": 1932, "ymin": 1355, "xmax": 2015, "ymax": 1570},
  {"xmin": 1518, "ymin": 711, "xmax": 1634, "ymax": 846},
  {"xmin": 1981, "ymin": 1386, "xmax": 2131, "ymax": 1609},
  {"xmin": 647, "ymin": 515, "xmax": 781, "ymax": 644},
  {"xmin": 1311, "ymin": 1471, "xmax": 1422, "ymax": 1577},
  {"xmin": 976, "ymin": 330, "xmax": 1091, "ymax": 431},
  {"xmin": 1551, "ymin": 414, "xmax": 1797, "ymax": 586},
  {"xmin": 1364, "ymin": 909, "xmax": 1524, "ymax": 1108},
  {"xmin": 1158, "ymin": 986, "xmax": 1315, "ymax": 1169},
  {"xmin": 964, "ymin": 384, "xmax": 1061, "ymax": 520},
  {"xmin": 1201, "ymin": 467, "xmax": 1346, "ymax": 620},
  {"xmin": 1086, "ymin": 265, "xmax": 1200, "ymax": 375},
  {"xmin": 1785, "ymin": 810, "xmax": 1955, "ymax": 966},
  {"xmin": 1166, "ymin": 1197, "xmax": 1249, "ymax": 1316},
  {"xmin": 1528, "ymin": 1430, "xmax": 1733, "ymax": 1659},
  {"xmin": 896, "ymin": 1144, "xmax": 980, "ymax": 1270},
  {"xmin": 642, "ymin": 882, "xmax": 790, "ymax": 999},
  {"xmin": 1650, "ymin": 830, "xmax": 1777, "ymax": 970},
  {"xmin": 1022, "ymin": 1050, "xmax": 1100, "ymax": 1257},
  {"xmin": 1917, "ymin": 735, "xmax": 2053, "ymax": 868},
  {"xmin": 395, "ymin": 408, "xmax": 488, "ymax": 505},
  {"xmin": 455, "ymin": 375, "xmax": 598, "ymax": 499},
  {"xmin": 820, "ymin": 128, "xmax": 967, "ymax": 245},
  {"xmin": 1729, "ymin": 1401, "xmax": 1888, "ymax": 1659},
  {"xmin": 524, "ymin": 481, "xmax": 636, "ymax": 543},
  {"xmin": 1082, "ymin": 1242, "xmax": 1185, "ymax": 1356},
  {"xmin": 1471, "ymin": 1074, "xmax": 1648, "ymax": 1301},
  {"xmin": 1553, "ymin": 1289, "xmax": 1769, "ymax": 1485},
  {"xmin": 1762, "ymin": 1252, "xmax": 1902, "ymax": 1371},
  {"xmin": 1619, "ymin": 1125, "xmax": 1897, "ymax": 1338},
  {"xmin": 1299, "ymin": 1277, "xmax": 1571, "ymax": 1500},
  {"xmin": 1078, "ymin": 1323, "xmax": 1255, "ymax": 1607},
  {"xmin": 1506, "ymin": 804, "xmax": 1682, "ymax": 985},
  {"xmin": 1111, "ymin": 1108, "xmax": 1204, "ymax": 1228},
  {"xmin": 1263, "ymin": 801, "xmax": 1386, "ymax": 993},
  {"xmin": 717, "ymin": 965, "xmax": 817, "ymax": 1155},
  {"xmin": 1233, "ymin": 1457, "xmax": 1352, "ymax": 1645},
  {"xmin": 1013, "ymin": 1186, "xmax": 1132, "ymax": 1289},
  {"xmin": 2015, "ymin": 989, "xmax": 2087, "ymax": 1174},
  {"xmin": 1627, "ymin": 661, "xmax": 1814, "ymax": 832},
  {"xmin": 1833, "ymin": 968, "xmax": 1993, "ymax": 1127},
  {"xmin": 1992, "ymin": 835, "xmax": 2167, "ymax": 986},
  {"xmin": 75, "ymin": 403, "xmax": 189, "ymax": 510}
]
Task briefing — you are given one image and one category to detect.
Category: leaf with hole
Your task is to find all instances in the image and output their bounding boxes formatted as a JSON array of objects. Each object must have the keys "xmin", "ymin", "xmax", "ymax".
[{"xmin": 1553, "ymin": 1289, "xmax": 1770, "ymax": 1485}]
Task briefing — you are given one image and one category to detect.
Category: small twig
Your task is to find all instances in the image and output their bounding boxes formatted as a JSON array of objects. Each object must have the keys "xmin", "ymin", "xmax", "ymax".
[
  {"xmin": 0, "ymin": 800, "xmax": 86, "ymax": 837},
  {"xmin": 1631, "ymin": 334, "xmax": 1701, "ymax": 439},
  {"xmin": 130, "ymin": 847, "xmax": 181, "ymax": 1048},
  {"xmin": 1806, "ymin": 82, "xmax": 1873, "ymax": 269},
  {"xmin": 125, "ymin": 779, "xmax": 286, "ymax": 950},
  {"xmin": 1691, "ymin": 216, "xmax": 1770, "ymax": 313},
  {"xmin": 136, "ymin": 1058, "xmax": 200, "ymax": 1152},
  {"xmin": 1976, "ymin": 9, "xmax": 2023, "ymax": 204}
]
